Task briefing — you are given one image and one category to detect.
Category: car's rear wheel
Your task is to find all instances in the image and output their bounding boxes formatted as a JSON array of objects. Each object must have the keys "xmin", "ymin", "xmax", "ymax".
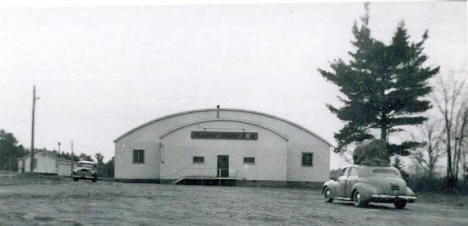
[
  {"xmin": 323, "ymin": 187, "xmax": 333, "ymax": 203},
  {"xmin": 394, "ymin": 200, "xmax": 406, "ymax": 209},
  {"xmin": 92, "ymin": 178, "xmax": 97, "ymax": 183},
  {"xmin": 73, "ymin": 177, "xmax": 78, "ymax": 182},
  {"xmin": 353, "ymin": 191, "xmax": 368, "ymax": 208}
]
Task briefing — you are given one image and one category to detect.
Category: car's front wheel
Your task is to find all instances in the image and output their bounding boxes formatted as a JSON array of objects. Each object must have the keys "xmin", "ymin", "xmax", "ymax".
[
  {"xmin": 73, "ymin": 177, "xmax": 78, "ymax": 182},
  {"xmin": 323, "ymin": 187, "xmax": 333, "ymax": 203},
  {"xmin": 394, "ymin": 200, "xmax": 406, "ymax": 209},
  {"xmin": 353, "ymin": 191, "xmax": 368, "ymax": 208}
]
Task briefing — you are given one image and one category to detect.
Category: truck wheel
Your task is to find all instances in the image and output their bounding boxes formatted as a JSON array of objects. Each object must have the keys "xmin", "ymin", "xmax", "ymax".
[
  {"xmin": 323, "ymin": 187, "xmax": 334, "ymax": 203},
  {"xmin": 394, "ymin": 200, "xmax": 406, "ymax": 209},
  {"xmin": 353, "ymin": 191, "xmax": 368, "ymax": 208}
]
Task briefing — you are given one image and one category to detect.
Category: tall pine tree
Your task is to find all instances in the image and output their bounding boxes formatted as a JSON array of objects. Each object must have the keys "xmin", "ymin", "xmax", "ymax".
[{"xmin": 319, "ymin": 4, "xmax": 439, "ymax": 156}]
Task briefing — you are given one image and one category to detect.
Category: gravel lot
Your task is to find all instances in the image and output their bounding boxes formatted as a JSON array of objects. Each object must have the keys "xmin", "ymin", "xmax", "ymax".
[{"xmin": 0, "ymin": 176, "xmax": 467, "ymax": 226}]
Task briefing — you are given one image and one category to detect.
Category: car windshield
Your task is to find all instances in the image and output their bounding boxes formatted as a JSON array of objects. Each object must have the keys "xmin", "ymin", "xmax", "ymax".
[
  {"xmin": 371, "ymin": 168, "xmax": 399, "ymax": 177},
  {"xmin": 77, "ymin": 163, "xmax": 95, "ymax": 168}
]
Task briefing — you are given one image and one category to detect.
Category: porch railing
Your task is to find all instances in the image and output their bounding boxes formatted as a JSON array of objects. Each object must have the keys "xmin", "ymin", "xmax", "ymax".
[{"xmin": 166, "ymin": 167, "xmax": 238, "ymax": 180}]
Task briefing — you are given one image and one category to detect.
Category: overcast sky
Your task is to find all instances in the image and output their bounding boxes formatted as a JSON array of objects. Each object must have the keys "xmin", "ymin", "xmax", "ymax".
[{"xmin": 0, "ymin": 1, "xmax": 465, "ymax": 168}]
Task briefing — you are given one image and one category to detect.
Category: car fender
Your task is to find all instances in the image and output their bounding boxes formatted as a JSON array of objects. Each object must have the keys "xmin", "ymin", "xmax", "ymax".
[
  {"xmin": 406, "ymin": 187, "xmax": 416, "ymax": 196},
  {"xmin": 351, "ymin": 182, "xmax": 377, "ymax": 201},
  {"xmin": 322, "ymin": 180, "xmax": 340, "ymax": 198}
]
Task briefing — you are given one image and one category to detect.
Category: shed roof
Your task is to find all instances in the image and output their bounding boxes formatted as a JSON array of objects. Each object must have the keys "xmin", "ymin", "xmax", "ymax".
[{"xmin": 17, "ymin": 150, "xmax": 75, "ymax": 163}]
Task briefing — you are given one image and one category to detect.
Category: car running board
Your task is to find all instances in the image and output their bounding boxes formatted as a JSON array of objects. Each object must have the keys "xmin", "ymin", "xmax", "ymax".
[{"xmin": 335, "ymin": 197, "xmax": 352, "ymax": 201}]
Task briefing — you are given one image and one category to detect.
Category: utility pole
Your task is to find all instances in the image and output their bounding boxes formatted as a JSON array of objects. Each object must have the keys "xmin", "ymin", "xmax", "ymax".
[
  {"xmin": 70, "ymin": 140, "xmax": 74, "ymax": 176},
  {"xmin": 30, "ymin": 86, "xmax": 39, "ymax": 173}
]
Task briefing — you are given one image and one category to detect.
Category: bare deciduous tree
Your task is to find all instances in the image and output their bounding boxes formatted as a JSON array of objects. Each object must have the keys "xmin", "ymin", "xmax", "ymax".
[
  {"xmin": 433, "ymin": 71, "xmax": 467, "ymax": 189},
  {"xmin": 464, "ymin": 122, "xmax": 468, "ymax": 179},
  {"xmin": 453, "ymin": 101, "xmax": 468, "ymax": 182},
  {"xmin": 411, "ymin": 120, "xmax": 443, "ymax": 178}
]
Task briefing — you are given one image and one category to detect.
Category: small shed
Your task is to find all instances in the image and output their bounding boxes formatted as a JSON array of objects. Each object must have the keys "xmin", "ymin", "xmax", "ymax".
[{"xmin": 18, "ymin": 150, "xmax": 75, "ymax": 176}]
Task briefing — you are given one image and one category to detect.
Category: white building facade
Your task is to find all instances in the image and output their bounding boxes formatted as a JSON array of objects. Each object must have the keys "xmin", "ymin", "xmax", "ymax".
[
  {"xmin": 18, "ymin": 151, "xmax": 74, "ymax": 176},
  {"xmin": 114, "ymin": 108, "xmax": 332, "ymax": 186}
]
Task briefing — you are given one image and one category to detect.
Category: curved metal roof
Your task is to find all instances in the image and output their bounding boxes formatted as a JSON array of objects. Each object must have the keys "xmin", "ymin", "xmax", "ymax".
[{"xmin": 114, "ymin": 108, "xmax": 333, "ymax": 146}]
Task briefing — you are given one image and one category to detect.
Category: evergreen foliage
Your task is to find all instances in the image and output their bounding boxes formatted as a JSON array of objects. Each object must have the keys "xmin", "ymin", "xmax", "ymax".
[
  {"xmin": 78, "ymin": 153, "xmax": 93, "ymax": 162},
  {"xmin": 319, "ymin": 4, "xmax": 439, "ymax": 156},
  {"xmin": 57, "ymin": 151, "xmax": 79, "ymax": 162},
  {"xmin": 0, "ymin": 129, "xmax": 28, "ymax": 171},
  {"xmin": 103, "ymin": 157, "xmax": 114, "ymax": 178}
]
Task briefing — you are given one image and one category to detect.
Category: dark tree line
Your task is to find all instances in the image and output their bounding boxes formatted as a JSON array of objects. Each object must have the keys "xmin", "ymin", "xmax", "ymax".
[
  {"xmin": 57, "ymin": 152, "xmax": 80, "ymax": 161},
  {"xmin": 0, "ymin": 128, "xmax": 114, "ymax": 177},
  {"xmin": 97, "ymin": 156, "xmax": 114, "ymax": 178},
  {"xmin": 0, "ymin": 129, "xmax": 28, "ymax": 171},
  {"xmin": 94, "ymin": 152, "xmax": 114, "ymax": 177}
]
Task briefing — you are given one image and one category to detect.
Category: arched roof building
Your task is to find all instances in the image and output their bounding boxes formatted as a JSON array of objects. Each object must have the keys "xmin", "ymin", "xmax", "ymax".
[{"xmin": 114, "ymin": 108, "xmax": 332, "ymax": 186}]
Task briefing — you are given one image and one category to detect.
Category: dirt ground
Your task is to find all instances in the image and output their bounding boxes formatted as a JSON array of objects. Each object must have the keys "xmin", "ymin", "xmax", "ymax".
[{"xmin": 0, "ymin": 176, "xmax": 467, "ymax": 226}]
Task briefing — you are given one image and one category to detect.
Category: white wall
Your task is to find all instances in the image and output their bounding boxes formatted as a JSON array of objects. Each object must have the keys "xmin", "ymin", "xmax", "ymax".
[
  {"xmin": 160, "ymin": 121, "xmax": 288, "ymax": 181},
  {"xmin": 20, "ymin": 152, "xmax": 57, "ymax": 174},
  {"xmin": 57, "ymin": 161, "xmax": 72, "ymax": 176},
  {"xmin": 286, "ymin": 133, "xmax": 331, "ymax": 182},
  {"xmin": 115, "ymin": 141, "xmax": 160, "ymax": 179},
  {"xmin": 115, "ymin": 109, "xmax": 331, "ymax": 182},
  {"xmin": 17, "ymin": 160, "xmax": 23, "ymax": 173}
]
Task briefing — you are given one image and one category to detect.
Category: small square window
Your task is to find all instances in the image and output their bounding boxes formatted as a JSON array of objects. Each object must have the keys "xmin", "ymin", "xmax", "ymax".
[
  {"xmin": 302, "ymin": 153, "xmax": 313, "ymax": 167},
  {"xmin": 244, "ymin": 157, "xmax": 255, "ymax": 164},
  {"xmin": 133, "ymin": 149, "xmax": 145, "ymax": 164},
  {"xmin": 349, "ymin": 167, "xmax": 358, "ymax": 177},
  {"xmin": 193, "ymin": 156, "xmax": 204, "ymax": 164}
]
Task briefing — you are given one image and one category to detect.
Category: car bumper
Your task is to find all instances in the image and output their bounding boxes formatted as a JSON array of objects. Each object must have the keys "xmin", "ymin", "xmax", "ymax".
[
  {"xmin": 370, "ymin": 195, "xmax": 417, "ymax": 203},
  {"xmin": 73, "ymin": 175, "xmax": 97, "ymax": 179}
]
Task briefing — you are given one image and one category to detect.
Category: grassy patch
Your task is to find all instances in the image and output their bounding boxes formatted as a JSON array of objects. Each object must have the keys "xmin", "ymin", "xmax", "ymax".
[
  {"xmin": 0, "ymin": 173, "xmax": 68, "ymax": 186},
  {"xmin": 33, "ymin": 216, "xmax": 55, "ymax": 222},
  {"xmin": 417, "ymin": 192, "xmax": 468, "ymax": 209}
]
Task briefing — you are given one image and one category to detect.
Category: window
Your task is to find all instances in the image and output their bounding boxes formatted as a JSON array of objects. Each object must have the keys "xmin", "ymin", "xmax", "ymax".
[
  {"xmin": 343, "ymin": 167, "xmax": 350, "ymax": 176},
  {"xmin": 372, "ymin": 168, "xmax": 399, "ymax": 177},
  {"xmin": 302, "ymin": 153, "xmax": 313, "ymax": 167},
  {"xmin": 243, "ymin": 157, "xmax": 255, "ymax": 164},
  {"xmin": 193, "ymin": 156, "xmax": 204, "ymax": 164},
  {"xmin": 32, "ymin": 158, "xmax": 37, "ymax": 169},
  {"xmin": 349, "ymin": 168, "xmax": 358, "ymax": 177},
  {"xmin": 77, "ymin": 162, "xmax": 96, "ymax": 168},
  {"xmin": 133, "ymin": 149, "xmax": 144, "ymax": 164}
]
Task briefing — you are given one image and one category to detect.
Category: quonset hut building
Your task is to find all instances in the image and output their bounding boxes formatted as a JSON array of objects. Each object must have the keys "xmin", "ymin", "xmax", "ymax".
[{"xmin": 114, "ymin": 107, "xmax": 332, "ymax": 186}]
